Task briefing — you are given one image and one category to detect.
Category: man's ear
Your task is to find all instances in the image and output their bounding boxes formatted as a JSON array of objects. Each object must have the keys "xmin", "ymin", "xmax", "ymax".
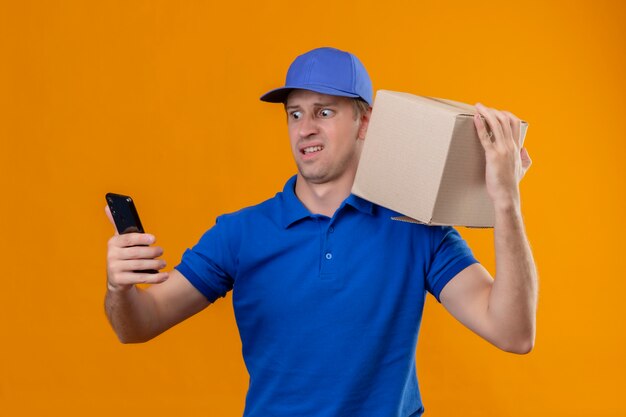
[{"xmin": 358, "ymin": 107, "xmax": 372, "ymax": 140}]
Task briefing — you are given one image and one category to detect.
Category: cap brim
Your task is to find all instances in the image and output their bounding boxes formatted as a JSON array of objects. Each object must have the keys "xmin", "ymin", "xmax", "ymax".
[{"xmin": 260, "ymin": 85, "xmax": 360, "ymax": 103}]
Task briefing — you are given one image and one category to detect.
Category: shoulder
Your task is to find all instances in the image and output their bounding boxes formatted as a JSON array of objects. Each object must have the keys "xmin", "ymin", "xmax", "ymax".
[
  {"xmin": 210, "ymin": 189, "xmax": 289, "ymax": 242},
  {"xmin": 192, "ymin": 190, "xmax": 285, "ymax": 254},
  {"xmin": 217, "ymin": 190, "xmax": 283, "ymax": 225},
  {"xmin": 216, "ymin": 176, "xmax": 299, "ymax": 229}
]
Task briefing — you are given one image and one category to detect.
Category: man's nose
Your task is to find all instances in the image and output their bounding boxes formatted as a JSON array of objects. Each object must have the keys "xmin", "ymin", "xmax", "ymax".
[{"xmin": 298, "ymin": 115, "xmax": 319, "ymax": 138}]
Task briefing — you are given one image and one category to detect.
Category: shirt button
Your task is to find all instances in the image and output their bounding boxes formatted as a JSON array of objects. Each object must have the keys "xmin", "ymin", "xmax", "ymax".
[
  {"xmin": 329, "ymin": 226, "xmax": 335, "ymax": 233},
  {"xmin": 325, "ymin": 252, "xmax": 333, "ymax": 260}
]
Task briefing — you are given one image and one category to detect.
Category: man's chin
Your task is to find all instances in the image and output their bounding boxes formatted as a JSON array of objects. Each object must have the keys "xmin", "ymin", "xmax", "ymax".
[
  {"xmin": 298, "ymin": 173, "xmax": 330, "ymax": 185},
  {"xmin": 297, "ymin": 168, "xmax": 333, "ymax": 185}
]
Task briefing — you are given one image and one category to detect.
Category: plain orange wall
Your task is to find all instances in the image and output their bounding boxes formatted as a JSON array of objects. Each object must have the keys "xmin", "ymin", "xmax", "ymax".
[{"xmin": 1, "ymin": 1, "xmax": 625, "ymax": 416}]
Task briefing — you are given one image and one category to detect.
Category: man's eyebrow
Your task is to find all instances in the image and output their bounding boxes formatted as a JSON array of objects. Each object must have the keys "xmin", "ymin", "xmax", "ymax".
[
  {"xmin": 313, "ymin": 101, "xmax": 339, "ymax": 107},
  {"xmin": 285, "ymin": 101, "xmax": 339, "ymax": 110}
]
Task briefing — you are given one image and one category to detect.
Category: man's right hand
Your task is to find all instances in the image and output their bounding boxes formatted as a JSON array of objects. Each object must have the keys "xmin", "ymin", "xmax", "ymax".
[{"xmin": 105, "ymin": 205, "xmax": 169, "ymax": 292}]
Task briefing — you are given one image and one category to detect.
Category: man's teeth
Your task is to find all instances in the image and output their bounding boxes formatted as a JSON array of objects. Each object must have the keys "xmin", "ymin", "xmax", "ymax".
[{"xmin": 303, "ymin": 146, "xmax": 323, "ymax": 154}]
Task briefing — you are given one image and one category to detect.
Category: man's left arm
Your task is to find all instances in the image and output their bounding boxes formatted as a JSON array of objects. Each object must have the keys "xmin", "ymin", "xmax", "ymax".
[{"xmin": 439, "ymin": 103, "xmax": 538, "ymax": 354}]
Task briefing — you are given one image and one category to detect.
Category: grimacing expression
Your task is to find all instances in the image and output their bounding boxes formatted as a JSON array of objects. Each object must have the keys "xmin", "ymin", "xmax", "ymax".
[{"xmin": 285, "ymin": 90, "xmax": 370, "ymax": 185}]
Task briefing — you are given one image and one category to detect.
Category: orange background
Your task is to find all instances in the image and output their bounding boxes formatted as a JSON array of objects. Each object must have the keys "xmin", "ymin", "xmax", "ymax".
[{"xmin": 1, "ymin": 1, "xmax": 625, "ymax": 416}]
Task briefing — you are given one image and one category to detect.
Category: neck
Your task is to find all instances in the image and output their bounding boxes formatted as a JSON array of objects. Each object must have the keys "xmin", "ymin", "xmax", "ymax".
[{"xmin": 294, "ymin": 173, "xmax": 355, "ymax": 217}]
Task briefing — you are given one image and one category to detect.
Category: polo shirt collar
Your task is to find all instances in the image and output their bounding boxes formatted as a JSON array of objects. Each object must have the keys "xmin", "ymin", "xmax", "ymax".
[
  {"xmin": 344, "ymin": 193, "xmax": 375, "ymax": 216},
  {"xmin": 280, "ymin": 175, "xmax": 375, "ymax": 229},
  {"xmin": 281, "ymin": 176, "xmax": 313, "ymax": 228}
]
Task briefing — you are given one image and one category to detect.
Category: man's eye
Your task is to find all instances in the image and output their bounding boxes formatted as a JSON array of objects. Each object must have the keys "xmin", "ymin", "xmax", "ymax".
[
  {"xmin": 291, "ymin": 111, "xmax": 302, "ymax": 120},
  {"xmin": 319, "ymin": 109, "xmax": 334, "ymax": 118}
]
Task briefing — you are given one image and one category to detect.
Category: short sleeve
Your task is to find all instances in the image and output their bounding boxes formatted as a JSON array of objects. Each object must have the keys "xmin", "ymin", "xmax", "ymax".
[
  {"xmin": 175, "ymin": 216, "xmax": 237, "ymax": 303},
  {"xmin": 425, "ymin": 226, "xmax": 479, "ymax": 302}
]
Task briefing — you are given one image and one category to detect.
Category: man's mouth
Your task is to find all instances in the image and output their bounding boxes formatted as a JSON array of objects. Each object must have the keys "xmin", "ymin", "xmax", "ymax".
[{"xmin": 301, "ymin": 145, "xmax": 324, "ymax": 155}]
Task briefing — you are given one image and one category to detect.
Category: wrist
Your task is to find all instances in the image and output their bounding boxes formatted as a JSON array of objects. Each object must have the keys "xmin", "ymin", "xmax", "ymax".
[
  {"xmin": 493, "ymin": 198, "xmax": 521, "ymax": 213},
  {"xmin": 491, "ymin": 188, "xmax": 521, "ymax": 212},
  {"xmin": 493, "ymin": 198, "xmax": 525, "ymax": 228}
]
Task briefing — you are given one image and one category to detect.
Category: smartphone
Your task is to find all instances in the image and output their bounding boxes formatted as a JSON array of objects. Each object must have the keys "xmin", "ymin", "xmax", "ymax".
[{"xmin": 105, "ymin": 193, "xmax": 158, "ymax": 274}]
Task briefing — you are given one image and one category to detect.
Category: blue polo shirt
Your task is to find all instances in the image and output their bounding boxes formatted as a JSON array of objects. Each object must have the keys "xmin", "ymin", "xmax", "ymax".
[{"xmin": 176, "ymin": 175, "xmax": 478, "ymax": 417}]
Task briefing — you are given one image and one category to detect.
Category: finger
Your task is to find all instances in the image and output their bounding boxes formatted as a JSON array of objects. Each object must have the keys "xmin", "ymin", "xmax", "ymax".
[
  {"xmin": 117, "ymin": 245, "xmax": 164, "ymax": 261},
  {"xmin": 108, "ymin": 258, "xmax": 167, "ymax": 275},
  {"xmin": 473, "ymin": 111, "xmax": 494, "ymax": 150},
  {"xmin": 475, "ymin": 103, "xmax": 505, "ymax": 146},
  {"xmin": 114, "ymin": 271, "xmax": 170, "ymax": 286},
  {"xmin": 503, "ymin": 110, "xmax": 522, "ymax": 148},
  {"xmin": 108, "ymin": 233, "xmax": 156, "ymax": 249},
  {"xmin": 104, "ymin": 205, "xmax": 119, "ymax": 236},
  {"xmin": 121, "ymin": 258, "xmax": 167, "ymax": 272},
  {"xmin": 493, "ymin": 109, "xmax": 513, "ymax": 148}
]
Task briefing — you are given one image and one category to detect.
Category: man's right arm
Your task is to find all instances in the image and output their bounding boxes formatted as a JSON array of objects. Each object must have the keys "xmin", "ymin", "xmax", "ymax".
[{"xmin": 105, "ymin": 207, "xmax": 210, "ymax": 343}]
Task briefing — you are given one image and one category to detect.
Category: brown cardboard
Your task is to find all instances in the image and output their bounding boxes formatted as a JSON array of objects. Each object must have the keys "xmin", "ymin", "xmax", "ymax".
[{"xmin": 352, "ymin": 90, "xmax": 528, "ymax": 227}]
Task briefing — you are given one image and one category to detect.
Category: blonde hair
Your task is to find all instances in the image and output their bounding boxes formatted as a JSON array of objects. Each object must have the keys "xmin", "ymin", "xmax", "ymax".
[{"xmin": 352, "ymin": 98, "xmax": 371, "ymax": 120}]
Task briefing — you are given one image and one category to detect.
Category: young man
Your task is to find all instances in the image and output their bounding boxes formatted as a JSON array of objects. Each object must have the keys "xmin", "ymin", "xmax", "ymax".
[{"xmin": 105, "ymin": 47, "xmax": 537, "ymax": 416}]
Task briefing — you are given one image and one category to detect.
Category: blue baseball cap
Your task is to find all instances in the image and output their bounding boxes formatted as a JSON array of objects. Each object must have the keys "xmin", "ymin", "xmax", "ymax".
[{"xmin": 260, "ymin": 47, "xmax": 373, "ymax": 106}]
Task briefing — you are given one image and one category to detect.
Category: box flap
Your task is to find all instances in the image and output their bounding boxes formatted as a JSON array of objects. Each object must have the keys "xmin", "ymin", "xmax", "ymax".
[
  {"xmin": 424, "ymin": 96, "xmax": 477, "ymax": 115},
  {"xmin": 425, "ymin": 96, "xmax": 529, "ymax": 146},
  {"xmin": 383, "ymin": 91, "xmax": 469, "ymax": 116},
  {"xmin": 431, "ymin": 114, "xmax": 494, "ymax": 227}
]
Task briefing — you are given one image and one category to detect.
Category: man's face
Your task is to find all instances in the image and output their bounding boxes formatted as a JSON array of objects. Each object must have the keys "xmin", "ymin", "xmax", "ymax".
[{"xmin": 285, "ymin": 90, "xmax": 369, "ymax": 185}]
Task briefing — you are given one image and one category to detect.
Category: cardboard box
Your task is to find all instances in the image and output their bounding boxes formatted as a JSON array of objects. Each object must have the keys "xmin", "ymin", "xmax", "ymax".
[{"xmin": 352, "ymin": 90, "xmax": 528, "ymax": 228}]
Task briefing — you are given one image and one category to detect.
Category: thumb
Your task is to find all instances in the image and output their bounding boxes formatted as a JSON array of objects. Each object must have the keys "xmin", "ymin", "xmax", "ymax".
[
  {"xmin": 520, "ymin": 147, "xmax": 532, "ymax": 169},
  {"xmin": 104, "ymin": 205, "xmax": 119, "ymax": 236},
  {"xmin": 520, "ymin": 147, "xmax": 532, "ymax": 179}
]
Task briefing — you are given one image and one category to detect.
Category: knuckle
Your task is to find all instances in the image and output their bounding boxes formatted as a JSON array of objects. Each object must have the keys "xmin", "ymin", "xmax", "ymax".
[
  {"xmin": 481, "ymin": 111, "xmax": 493, "ymax": 122},
  {"xmin": 112, "ymin": 273, "xmax": 130, "ymax": 285},
  {"xmin": 107, "ymin": 248, "xmax": 120, "ymax": 263},
  {"xmin": 107, "ymin": 236, "xmax": 119, "ymax": 248},
  {"xmin": 493, "ymin": 110, "xmax": 507, "ymax": 123},
  {"xmin": 108, "ymin": 262, "xmax": 122, "ymax": 276},
  {"xmin": 503, "ymin": 110, "xmax": 520, "ymax": 121},
  {"xmin": 108, "ymin": 269, "xmax": 121, "ymax": 282}
]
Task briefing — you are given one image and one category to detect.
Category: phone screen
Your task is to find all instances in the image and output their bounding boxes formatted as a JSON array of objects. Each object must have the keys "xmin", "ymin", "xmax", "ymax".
[{"xmin": 106, "ymin": 193, "xmax": 145, "ymax": 234}]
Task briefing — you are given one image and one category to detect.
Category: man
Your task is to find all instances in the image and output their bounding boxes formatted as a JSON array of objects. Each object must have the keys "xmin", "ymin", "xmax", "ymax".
[{"xmin": 105, "ymin": 47, "xmax": 537, "ymax": 416}]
